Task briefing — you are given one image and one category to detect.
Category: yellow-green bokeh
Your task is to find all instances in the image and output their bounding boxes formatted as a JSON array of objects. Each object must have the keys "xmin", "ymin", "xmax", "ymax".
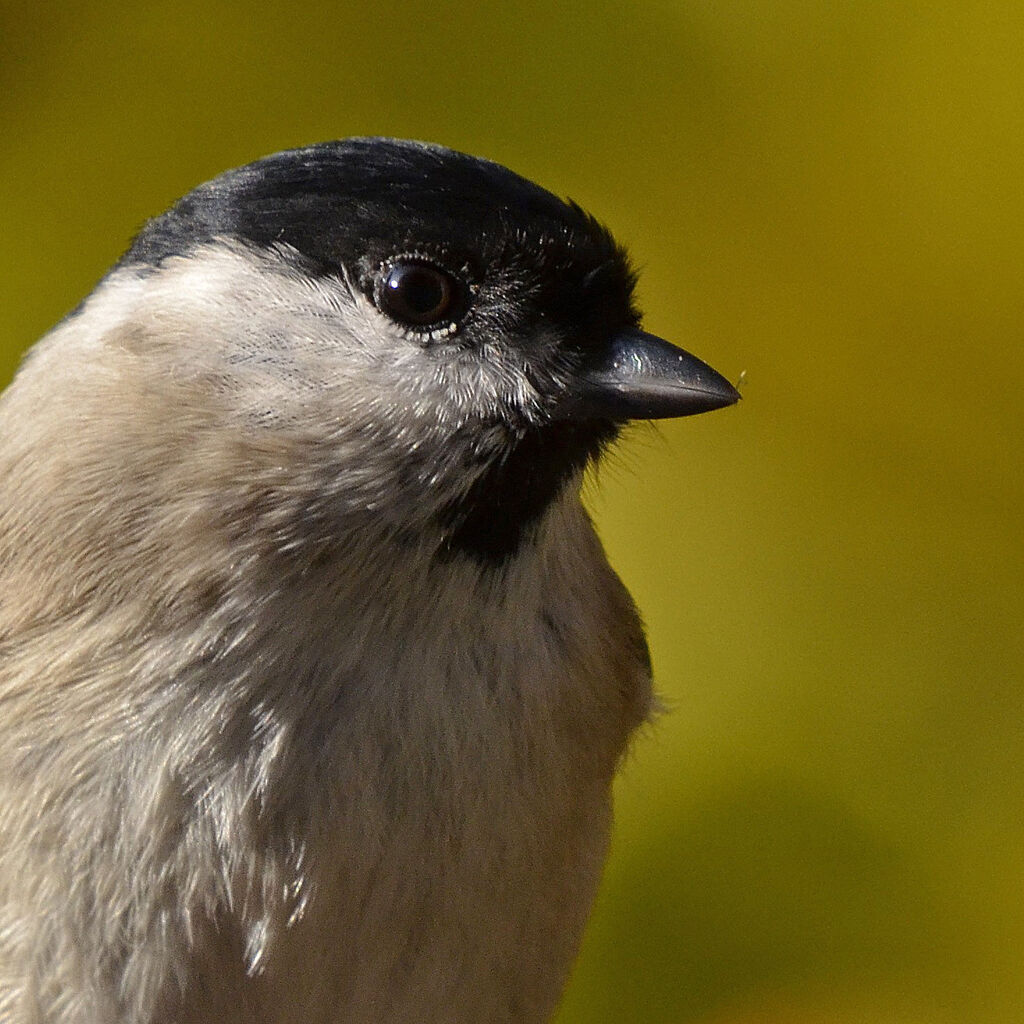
[{"xmin": 3, "ymin": 3, "xmax": 1022, "ymax": 1021}]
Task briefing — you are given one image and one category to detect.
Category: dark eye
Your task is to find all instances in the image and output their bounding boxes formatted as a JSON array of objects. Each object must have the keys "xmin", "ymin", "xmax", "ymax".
[{"xmin": 377, "ymin": 261, "xmax": 460, "ymax": 328}]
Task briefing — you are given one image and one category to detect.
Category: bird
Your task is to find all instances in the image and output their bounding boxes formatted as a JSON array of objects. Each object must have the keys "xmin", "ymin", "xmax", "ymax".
[{"xmin": 0, "ymin": 137, "xmax": 738, "ymax": 1024}]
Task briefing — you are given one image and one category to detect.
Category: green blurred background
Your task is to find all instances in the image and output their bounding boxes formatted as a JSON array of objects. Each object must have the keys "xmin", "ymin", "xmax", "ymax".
[{"xmin": 3, "ymin": 2, "xmax": 1022, "ymax": 1021}]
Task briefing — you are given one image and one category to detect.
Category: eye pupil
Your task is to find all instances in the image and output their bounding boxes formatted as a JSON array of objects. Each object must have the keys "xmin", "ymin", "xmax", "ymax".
[{"xmin": 379, "ymin": 262, "xmax": 456, "ymax": 326}]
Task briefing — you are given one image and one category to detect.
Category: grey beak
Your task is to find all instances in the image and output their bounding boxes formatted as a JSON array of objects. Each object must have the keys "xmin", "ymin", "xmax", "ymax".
[{"xmin": 580, "ymin": 329, "xmax": 741, "ymax": 420}]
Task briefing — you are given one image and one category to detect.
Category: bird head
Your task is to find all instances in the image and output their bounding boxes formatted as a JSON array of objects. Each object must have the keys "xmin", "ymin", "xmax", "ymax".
[{"xmin": 46, "ymin": 138, "xmax": 738, "ymax": 565}]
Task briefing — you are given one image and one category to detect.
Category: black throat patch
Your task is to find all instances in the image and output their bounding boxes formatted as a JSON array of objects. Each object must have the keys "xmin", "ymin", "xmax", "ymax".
[{"xmin": 436, "ymin": 419, "xmax": 618, "ymax": 567}]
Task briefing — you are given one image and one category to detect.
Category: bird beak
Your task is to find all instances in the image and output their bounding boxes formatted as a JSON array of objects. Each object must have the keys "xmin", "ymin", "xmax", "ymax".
[{"xmin": 579, "ymin": 328, "xmax": 741, "ymax": 421}]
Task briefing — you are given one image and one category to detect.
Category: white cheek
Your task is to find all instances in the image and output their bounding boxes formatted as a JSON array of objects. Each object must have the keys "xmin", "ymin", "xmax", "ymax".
[
  {"xmin": 51, "ymin": 242, "xmax": 546, "ymax": 434},
  {"xmin": 92, "ymin": 246, "xmax": 380, "ymax": 425}
]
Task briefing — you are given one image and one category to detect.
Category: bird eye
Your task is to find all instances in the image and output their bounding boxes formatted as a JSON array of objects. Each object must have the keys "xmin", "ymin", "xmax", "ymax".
[{"xmin": 377, "ymin": 261, "xmax": 460, "ymax": 328}]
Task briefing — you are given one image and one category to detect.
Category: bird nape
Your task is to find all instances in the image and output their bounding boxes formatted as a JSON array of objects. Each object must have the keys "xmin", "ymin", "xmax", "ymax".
[{"xmin": 0, "ymin": 137, "xmax": 738, "ymax": 1024}]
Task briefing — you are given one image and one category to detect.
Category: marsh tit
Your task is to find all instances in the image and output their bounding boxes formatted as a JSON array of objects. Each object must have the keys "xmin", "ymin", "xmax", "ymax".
[{"xmin": 0, "ymin": 138, "xmax": 738, "ymax": 1023}]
